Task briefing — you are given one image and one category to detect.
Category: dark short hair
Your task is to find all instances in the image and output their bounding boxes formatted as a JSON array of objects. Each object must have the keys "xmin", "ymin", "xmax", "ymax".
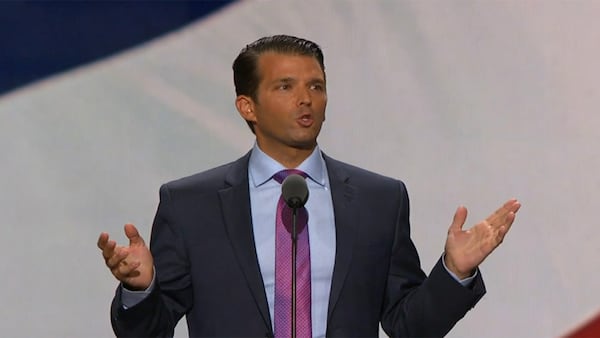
[{"xmin": 232, "ymin": 35, "xmax": 326, "ymax": 132}]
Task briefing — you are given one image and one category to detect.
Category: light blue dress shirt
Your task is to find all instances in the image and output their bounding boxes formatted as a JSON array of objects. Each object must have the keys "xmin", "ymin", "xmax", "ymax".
[{"xmin": 248, "ymin": 144, "xmax": 336, "ymax": 338}]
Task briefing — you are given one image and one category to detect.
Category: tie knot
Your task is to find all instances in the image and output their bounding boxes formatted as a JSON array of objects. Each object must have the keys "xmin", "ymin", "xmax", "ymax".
[{"xmin": 273, "ymin": 169, "xmax": 307, "ymax": 184}]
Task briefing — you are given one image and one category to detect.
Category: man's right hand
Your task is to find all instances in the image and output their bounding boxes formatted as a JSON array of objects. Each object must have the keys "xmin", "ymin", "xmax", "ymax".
[{"xmin": 97, "ymin": 223, "xmax": 154, "ymax": 290}]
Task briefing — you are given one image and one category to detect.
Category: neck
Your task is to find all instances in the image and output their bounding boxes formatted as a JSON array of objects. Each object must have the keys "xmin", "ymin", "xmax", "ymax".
[{"xmin": 256, "ymin": 142, "xmax": 316, "ymax": 168}]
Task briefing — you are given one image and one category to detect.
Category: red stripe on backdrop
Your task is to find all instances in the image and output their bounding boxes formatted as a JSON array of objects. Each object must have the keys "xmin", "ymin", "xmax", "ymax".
[{"xmin": 564, "ymin": 311, "xmax": 600, "ymax": 338}]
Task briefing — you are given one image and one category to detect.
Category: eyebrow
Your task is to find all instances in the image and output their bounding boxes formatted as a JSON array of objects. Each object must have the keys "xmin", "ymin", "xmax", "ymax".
[
  {"xmin": 276, "ymin": 77, "xmax": 294, "ymax": 83},
  {"xmin": 271, "ymin": 77, "xmax": 325, "ymax": 85}
]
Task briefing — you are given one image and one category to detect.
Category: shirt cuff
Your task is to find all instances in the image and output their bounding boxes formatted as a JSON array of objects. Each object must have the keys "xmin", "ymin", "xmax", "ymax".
[
  {"xmin": 441, "ymin": 254, "xmax": 477, "ymax": 287},
  {"xmin": 121, "ymin": 269, "xmax": 156, "ymax": 309}
]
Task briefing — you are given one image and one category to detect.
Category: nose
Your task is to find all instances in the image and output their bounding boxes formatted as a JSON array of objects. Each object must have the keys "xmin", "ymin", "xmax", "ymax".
[{"xmin": 296, "ymin": 86, "xmax": 312, "ymax": 107}]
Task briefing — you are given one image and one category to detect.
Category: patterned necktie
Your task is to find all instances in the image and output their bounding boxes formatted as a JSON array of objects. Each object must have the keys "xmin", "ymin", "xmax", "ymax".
[{"xmin": 273, "ymin": 169, "xmax": 312, "ymax": 338}]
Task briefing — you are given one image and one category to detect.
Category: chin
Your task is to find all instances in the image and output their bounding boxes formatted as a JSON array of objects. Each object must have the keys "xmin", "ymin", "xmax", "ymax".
[{"xmin": 290, "ymin": 139, "xmax": 317, "ymax": 150}]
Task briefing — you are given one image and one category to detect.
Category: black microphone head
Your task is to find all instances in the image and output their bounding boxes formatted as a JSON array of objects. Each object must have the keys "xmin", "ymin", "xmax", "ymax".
[{"xmin": 281, "ymin": 174, "xmax": 309, "ymax": 208}]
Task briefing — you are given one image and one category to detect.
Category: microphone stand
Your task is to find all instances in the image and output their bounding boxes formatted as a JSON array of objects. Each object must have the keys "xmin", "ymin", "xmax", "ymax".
[
  {"xmin": 281, "ymin": 174, "xmax": 308, "ymax": 338},
  {"xmin": 291, "ymin": 206, "xmax": 298, "ymax": 338}
]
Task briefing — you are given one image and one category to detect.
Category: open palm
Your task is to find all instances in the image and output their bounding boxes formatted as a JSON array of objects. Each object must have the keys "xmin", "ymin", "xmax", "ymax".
[{"xmin": 444, "ymin": 199, "xmax": 521, "ymax": 279}]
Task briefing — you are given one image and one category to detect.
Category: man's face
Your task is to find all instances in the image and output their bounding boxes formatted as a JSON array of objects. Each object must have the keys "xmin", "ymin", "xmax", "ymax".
[{"xmin": 245, "ymin": 52, "xmax": 327, "ymax": 156}]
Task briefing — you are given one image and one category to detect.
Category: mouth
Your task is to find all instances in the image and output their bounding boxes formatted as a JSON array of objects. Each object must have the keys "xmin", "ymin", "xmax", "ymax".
[{"xmin": 297, "ymin": 113, "xmax": 314, "ymax": 127}]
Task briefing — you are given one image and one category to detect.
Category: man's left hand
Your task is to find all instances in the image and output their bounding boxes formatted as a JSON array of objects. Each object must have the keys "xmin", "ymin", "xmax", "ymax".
[{"xmin": 444, "ymin": 199, "xmax": 521, "ymax": 279}]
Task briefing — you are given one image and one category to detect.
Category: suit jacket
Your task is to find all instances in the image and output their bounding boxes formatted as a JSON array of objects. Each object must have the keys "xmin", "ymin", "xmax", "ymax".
[{"xmin": 111, "ymin": 151, "xmax": 485, "ymax": 337}]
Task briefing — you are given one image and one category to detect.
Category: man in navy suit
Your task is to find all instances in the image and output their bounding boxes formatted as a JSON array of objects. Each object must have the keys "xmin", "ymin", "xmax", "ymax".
[{"xmin": 98, "ymin": 35, "xmax": 520, "ymax": 337}]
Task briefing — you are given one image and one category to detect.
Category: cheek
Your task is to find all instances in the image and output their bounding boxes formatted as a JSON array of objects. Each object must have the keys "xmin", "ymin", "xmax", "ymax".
[
  {"xmin": 317, "ymin": 100, "xmax": 327, "ymax": 120},
  {"xmin": 264, "ymin": 97, "xmax": 292, "ymax": 114},
  {"xmin": 317, "ymin": 95, "xmax": 327, "ymax": 109}
]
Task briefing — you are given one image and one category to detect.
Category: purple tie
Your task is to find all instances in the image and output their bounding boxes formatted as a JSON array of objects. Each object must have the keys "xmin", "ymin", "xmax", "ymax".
[{"xmin": 273, "ymin": 169, "xmax": 312, "ymax": 338}]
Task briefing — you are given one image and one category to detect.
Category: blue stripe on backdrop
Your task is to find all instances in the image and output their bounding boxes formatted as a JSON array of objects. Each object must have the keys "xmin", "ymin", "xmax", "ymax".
[{"xmin": 0, "ymin": 0, "xmax": 234, "ymax": 95}]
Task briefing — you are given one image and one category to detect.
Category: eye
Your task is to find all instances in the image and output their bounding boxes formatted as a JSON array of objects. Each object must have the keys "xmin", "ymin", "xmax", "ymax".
[
  {"xmin": 277, "ymin": 84, "xmax": 291, "ymax": 90},
  {"xmin": 310, "ymin": 83, "xmax": 324, "ymax": 91}
]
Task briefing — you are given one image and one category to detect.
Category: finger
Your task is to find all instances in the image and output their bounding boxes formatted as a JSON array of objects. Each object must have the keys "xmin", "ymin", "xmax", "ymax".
[
  {"xmin": 502, "ymin": 211, "xmax": 517, "ymax": 232},
  {"xmin": 112, "ymin": 260, "xmax": 141, "ymax": 279},
  {"xmin": 495, "ymin": 226, "xmax": 507, "ymax": 244},
  {"xmin": 448, "ymin": 206, "xmax": 468, "ymax": 234},
  {"xmin": 494, "ymin": 211, "xmax": 516, "ymax": 242},
  {"xmin": 512, "ymin": 200, "xmax": 521, "ymax": 213},
  {"xmin": 106, "ymin": 247, "xmax": 129, "ymax": 268},
  {"xmin": 101, "ymin": 239, "xmax": 117, "ymax": 260},
  {"xmin": 501, "ymin": 199, "xmax": 521, "ymax": 215},
  {"xmin": 97, "ymin": 232, "xmax": 109, "ymax": 250},
  {"xmin": 487, "ymin": 199, "xmax": 520, "ymax": 226},
  {"xmin": 124, "ymin": 223, "xmax": 145, "ymax": 246}
]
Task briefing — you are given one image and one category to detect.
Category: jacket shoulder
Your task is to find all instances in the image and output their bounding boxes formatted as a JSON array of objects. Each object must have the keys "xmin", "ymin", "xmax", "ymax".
[
  {"xmin": 161, "ymin": 152, "xmax": 250, "ymax": 194},
  {"xmin": 323, "ymin": 153, "xmax": 406, "ymax": 189}
]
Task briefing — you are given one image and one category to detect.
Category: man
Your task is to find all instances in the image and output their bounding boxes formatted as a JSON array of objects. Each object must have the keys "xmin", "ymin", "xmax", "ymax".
[{"xmin": 98, "ymin": 35, "xmax": 520, "ymax": 337}]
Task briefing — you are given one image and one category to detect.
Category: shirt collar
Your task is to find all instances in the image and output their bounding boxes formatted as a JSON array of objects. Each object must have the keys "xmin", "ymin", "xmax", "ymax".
[{"xmin": 249, "ymin": 143, "xmax": 327, "ymax": 188}]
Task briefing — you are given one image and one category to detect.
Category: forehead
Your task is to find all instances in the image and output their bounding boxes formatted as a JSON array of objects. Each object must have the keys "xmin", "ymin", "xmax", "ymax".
[{"xmin": 256, "ymin": 52, "xmax": 324, "ymax": 82}]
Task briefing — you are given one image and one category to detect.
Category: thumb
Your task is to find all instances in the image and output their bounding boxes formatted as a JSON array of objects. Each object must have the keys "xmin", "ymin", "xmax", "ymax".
[
  {"xmin": 124, "ymin": 223, "xmax": 146, "ymax": 246},
  {"xmin": 449, "ymin": 206, "xmax": 468, "ymax": 234}
]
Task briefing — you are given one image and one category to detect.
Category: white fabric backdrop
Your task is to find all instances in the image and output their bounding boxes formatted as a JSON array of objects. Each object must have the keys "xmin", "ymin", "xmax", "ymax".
[{"xmin": 1, "ymin": 1, "xmax": 598, "ymax": 337}]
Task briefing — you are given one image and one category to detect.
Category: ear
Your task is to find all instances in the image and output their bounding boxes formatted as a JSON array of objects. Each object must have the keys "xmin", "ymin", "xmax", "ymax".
[{"xmin": 236, "ymin": 95, "xmax": 257, "ymax": 124}]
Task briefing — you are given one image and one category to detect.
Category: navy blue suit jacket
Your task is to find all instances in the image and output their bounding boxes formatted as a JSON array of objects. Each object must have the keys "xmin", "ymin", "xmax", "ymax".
[{"xmin": 111, "ymin": 152, "xmax": 485, "ymax": 337}]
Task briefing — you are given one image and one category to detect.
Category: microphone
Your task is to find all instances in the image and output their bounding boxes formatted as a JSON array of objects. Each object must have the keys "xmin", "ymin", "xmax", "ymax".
[{"xmin": 281, "ymin": 174, "xmax": 309, "ymax": 209}]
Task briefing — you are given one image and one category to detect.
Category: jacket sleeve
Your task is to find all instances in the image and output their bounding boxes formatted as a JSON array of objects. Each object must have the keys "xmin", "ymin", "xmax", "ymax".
[
  {"xmin": 380, "ymin": 181, "xmax": 486, "ymax": 337},
  {"xmin": 111, "ymin": 184, "xmax": 193, "ymax": 337}
]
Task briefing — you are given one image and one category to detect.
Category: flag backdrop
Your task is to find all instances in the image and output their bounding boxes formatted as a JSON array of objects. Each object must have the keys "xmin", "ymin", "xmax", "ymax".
[{"xmin": 1, "ymin": 1, "xmax": 599, "ymax": 337}]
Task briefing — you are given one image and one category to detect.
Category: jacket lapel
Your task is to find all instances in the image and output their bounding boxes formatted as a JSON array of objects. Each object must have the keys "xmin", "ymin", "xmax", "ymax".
[
  {"xmin": 216, "ymin": 152, "xmax": 359, "ymax": 329},
  {"xmin": 219, "ymin": 153, "xmax": 272, "ymax": 330},
  {"xmin": 323, "ymin": 155, "xmax": 359, "ymax": 321}
]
